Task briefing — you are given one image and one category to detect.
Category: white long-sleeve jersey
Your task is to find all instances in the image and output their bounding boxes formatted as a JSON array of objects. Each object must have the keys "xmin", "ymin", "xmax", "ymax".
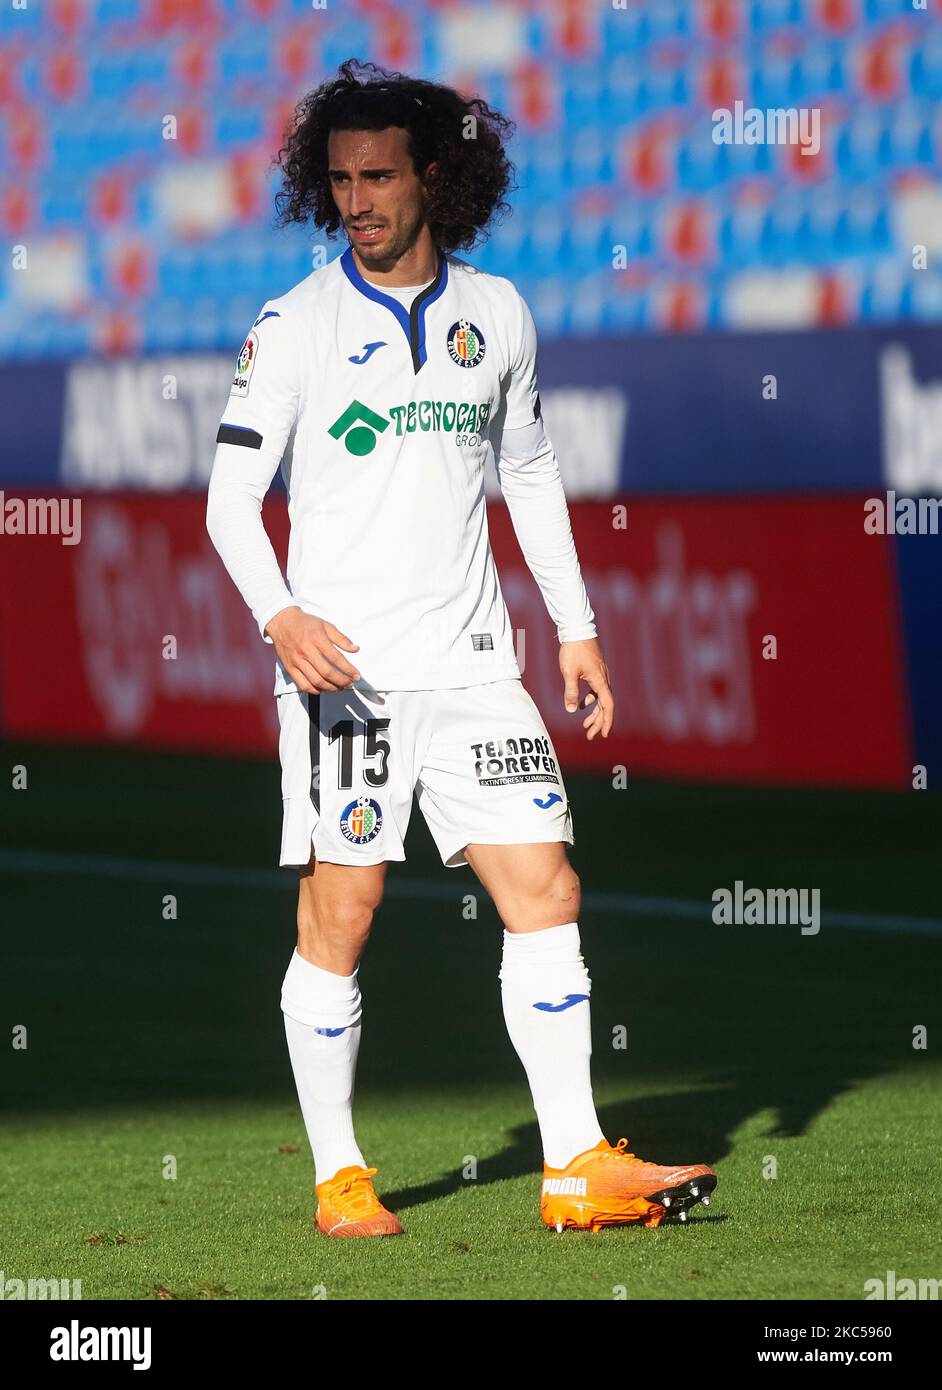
[{"xmin": 206, "ymin": 247, "xmax": 596, "ymax": 693}]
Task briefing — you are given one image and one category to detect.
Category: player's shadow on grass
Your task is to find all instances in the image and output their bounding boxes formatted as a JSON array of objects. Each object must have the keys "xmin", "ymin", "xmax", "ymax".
[
  {"xmin": 377, "ymin": 901, "xmax": 939, "ymax": 1215},
  {"xmin": 377, "ymin": 1070, "xmax": 843, "ymax": 1219},
  {"xmin": 382, "ymin": 1090, "xmax": 742, "ymax": 1219},
  {"xmin": 4, "ymin": 830, "xmax": 937, "ymax": 1227},
  {"xmin": 374, "ymin": 919, "xmax": 938, "ymax": 1216}
]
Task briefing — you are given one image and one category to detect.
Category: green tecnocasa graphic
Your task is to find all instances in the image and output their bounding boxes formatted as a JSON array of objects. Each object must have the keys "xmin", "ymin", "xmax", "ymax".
[{"xmin": 328, "ymin": 399, "xmax": 493, "ymax": 454}]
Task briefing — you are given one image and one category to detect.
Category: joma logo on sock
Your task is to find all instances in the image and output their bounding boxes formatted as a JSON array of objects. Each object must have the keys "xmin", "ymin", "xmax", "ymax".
[
  {"xmin": 533, "ymin": 994, "xmax": 589, "ymax": 1013},
  {"xmin": 542, "ymin": 1177, "xmax": 587, "ymax": 1197}
]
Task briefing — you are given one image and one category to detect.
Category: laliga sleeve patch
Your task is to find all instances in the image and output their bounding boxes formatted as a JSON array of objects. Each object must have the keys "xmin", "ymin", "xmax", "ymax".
[{"xmin": 231, "ymin": 330, "xmax": 259, "ymax": 397}]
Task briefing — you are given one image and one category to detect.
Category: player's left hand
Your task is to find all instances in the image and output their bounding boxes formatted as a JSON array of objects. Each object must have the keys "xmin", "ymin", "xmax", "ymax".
[{"xmin": 560, "ymin": 638, "xmax": 614, "ymax": 740}]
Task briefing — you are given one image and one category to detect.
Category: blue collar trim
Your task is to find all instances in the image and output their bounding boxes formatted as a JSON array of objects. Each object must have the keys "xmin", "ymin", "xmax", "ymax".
[{"xmin": 340, "ymin": 244, "xmax": 448, "ymax": 372}]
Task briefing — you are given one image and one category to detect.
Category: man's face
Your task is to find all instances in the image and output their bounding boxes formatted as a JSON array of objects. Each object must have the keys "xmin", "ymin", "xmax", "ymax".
[{"xmin": 327, "ymin": 126, "xmax": 432, "ymax": 269}]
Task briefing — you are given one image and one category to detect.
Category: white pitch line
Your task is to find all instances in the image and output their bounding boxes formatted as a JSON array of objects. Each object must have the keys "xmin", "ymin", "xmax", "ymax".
[{"xmin": 1, "ymin": 848, "xmax": 940, "ymax": 936}]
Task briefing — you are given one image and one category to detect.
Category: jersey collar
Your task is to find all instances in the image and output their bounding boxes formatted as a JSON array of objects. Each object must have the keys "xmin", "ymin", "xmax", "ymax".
[{"xmin": 340, "ymin": 244, "xmax": 449, "ymax": 374}]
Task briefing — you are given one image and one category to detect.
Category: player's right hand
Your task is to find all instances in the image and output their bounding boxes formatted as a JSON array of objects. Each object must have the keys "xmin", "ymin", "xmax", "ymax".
[{"xmin": 264, "ymin": 606, "xmax": 362, "ymax": 692}]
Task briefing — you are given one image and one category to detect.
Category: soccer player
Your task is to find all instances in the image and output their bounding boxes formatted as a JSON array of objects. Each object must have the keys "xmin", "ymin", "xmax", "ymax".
[{"xmin": 207, "ymin": 60, "xmax": 716, "ymax": 1236}]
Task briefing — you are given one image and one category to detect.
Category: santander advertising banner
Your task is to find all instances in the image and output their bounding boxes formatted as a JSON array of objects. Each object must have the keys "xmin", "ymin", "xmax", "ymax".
[{"xmin": 0, "ymin": 493, "xmax": 911, "ymax": 789}]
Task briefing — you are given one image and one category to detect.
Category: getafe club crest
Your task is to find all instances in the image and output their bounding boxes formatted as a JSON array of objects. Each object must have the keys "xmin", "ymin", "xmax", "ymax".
[
  {"xmin": 231, "ymin": 330, "xmax": 258, "ymax": 396},
  {"xmin": 447, "ymin": 319, "xmax": 486, "ymax": 368},
  {"xmin": 339, "ymin": 796, "xmax": 383, "ymax": 845}
]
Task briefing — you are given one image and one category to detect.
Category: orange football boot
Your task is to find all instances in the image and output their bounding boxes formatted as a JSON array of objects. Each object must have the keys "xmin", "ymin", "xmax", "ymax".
[
  {"xmin": 541, "ymin": 1137, "xmax": 717, "ymax": 1233},
  {"xmin": 314, "ymin": 1164, "xmax": 403, "ymax": 1238}
]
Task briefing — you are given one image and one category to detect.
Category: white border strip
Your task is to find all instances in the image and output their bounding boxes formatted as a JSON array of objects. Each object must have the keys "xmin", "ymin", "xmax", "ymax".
[{"xmin": 2, "ymin": 849, "xmax": 939, "ymax": 936}]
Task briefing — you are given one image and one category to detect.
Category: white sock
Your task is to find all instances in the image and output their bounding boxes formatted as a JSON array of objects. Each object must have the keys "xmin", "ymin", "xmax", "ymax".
[
  {"xmin": 280, "ymin": 948, "xmax": 367, "ymax": 1186},
  {"xmin": 499, "ymin": 922, "xmax": 605, "ymax": 1169}
]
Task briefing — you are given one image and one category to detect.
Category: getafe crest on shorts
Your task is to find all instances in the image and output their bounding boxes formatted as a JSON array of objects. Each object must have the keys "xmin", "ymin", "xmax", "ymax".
[
  {"xmin": 339, "ymin": 796, "xmax": 383, "ymax": 845},
  {"xmin": 231, "ymin": 330, "xmax": 259, "ymax": 396},
  {"xmin": 447, "ymin": 319, "xmax": 485, "ymax": 368}
]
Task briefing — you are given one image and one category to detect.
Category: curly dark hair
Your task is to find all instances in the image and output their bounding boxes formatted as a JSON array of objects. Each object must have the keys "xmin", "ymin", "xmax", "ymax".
[{"xmin": 274, "ymin": 59, "xmax": 516, "ymax": 253}]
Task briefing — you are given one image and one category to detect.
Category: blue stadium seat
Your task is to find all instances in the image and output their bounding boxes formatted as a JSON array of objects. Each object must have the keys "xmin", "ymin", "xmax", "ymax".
[{"xmin": 2, "ymin": 0, "xmax": 941, "ymax": 355}]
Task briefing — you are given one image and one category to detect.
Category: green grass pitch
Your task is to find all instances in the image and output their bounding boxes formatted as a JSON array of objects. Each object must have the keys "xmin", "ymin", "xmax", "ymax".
[{"xmin": 2, "ymin": 743, "xmax": 940, "ymax": 1300}]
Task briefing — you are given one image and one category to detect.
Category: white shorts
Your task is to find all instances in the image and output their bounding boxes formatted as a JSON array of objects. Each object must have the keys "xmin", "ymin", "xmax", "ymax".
[{"xmin": 276, "ymin": 677, "xmax": 574, "ymax": 868}]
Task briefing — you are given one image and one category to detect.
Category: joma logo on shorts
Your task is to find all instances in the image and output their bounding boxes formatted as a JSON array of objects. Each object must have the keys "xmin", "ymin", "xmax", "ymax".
[{"xmin": 542, "ymin": 1178, "xmax": 587, "ymax": 1197}]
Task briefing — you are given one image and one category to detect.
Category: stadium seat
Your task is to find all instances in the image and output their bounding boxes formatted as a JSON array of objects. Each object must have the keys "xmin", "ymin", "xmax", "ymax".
[{"xmin": 1, "ymin": 0, "xmax": 939, "ymax": 355}]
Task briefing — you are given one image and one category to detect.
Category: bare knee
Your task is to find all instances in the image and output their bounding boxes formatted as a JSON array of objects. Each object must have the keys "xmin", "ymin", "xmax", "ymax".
[
  {"xmin": 497, "ymin": 855, "xmax": 581, "ymax": 932},
  {"xmin": 504, "ymin": 864, "xmax": 580, "ymax": 932},
  {"xmin": 517, "ymin": 851, "xmax": 581, "ymax": 921},
  {"xmin": 547, "ymin": 863, "xmax": 581, "ymax": 923},
  {"xmin": 299, "ymin": 896, "xmax": 375, "ymax": 949},
  {"xmin": 296, "ymin": 859, "xmax": 386, "ymax": 972}
]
